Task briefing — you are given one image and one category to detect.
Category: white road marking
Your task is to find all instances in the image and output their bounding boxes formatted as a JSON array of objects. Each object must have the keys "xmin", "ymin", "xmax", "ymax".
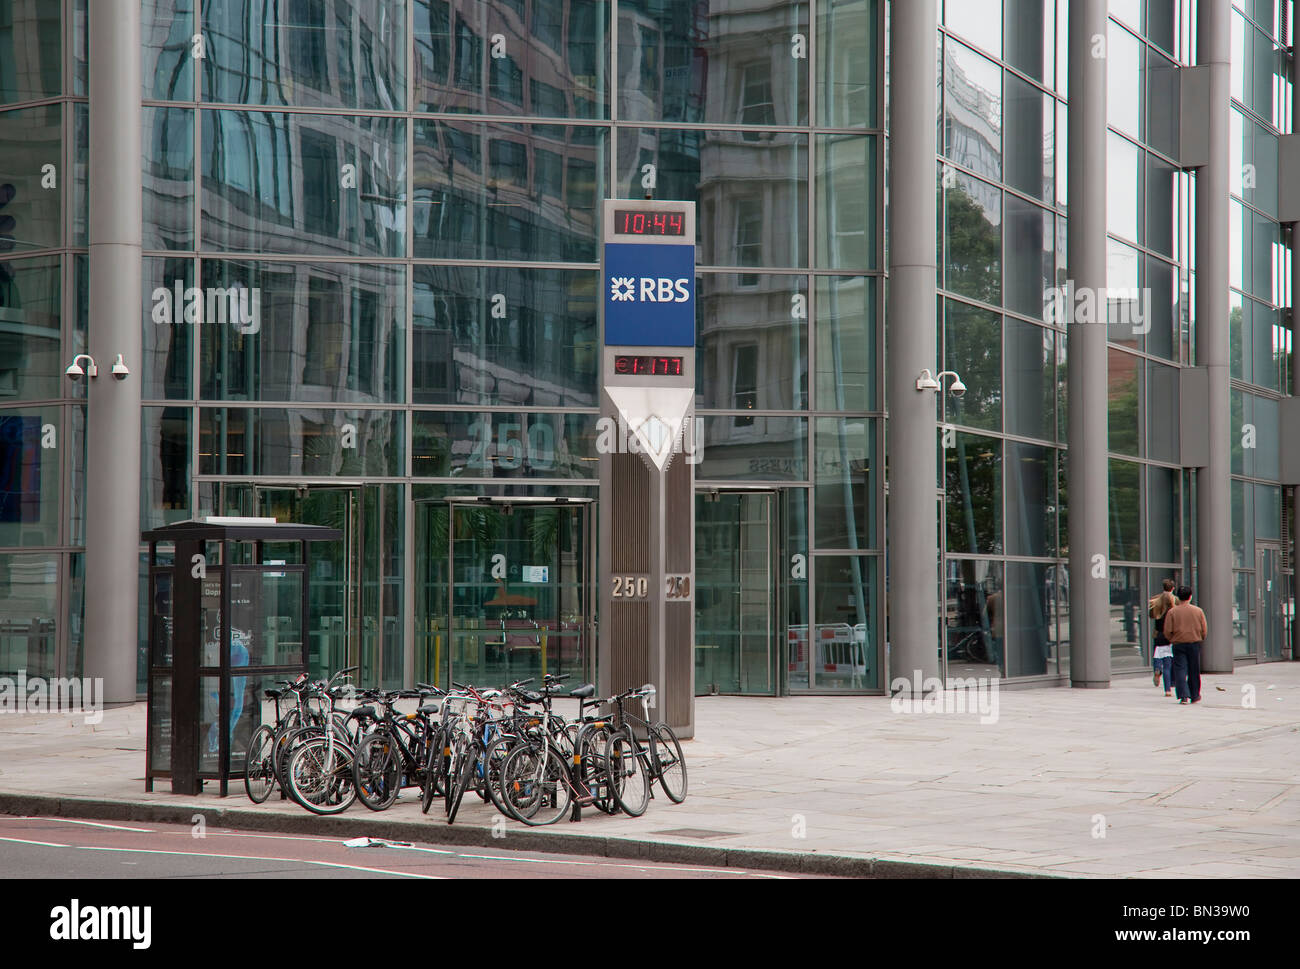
[
  {"xmin": 6, "ymin": 816, "xmax": 152, "ymax": 833},
  {"xmin": 73, "ymin": 845, "xmax": 445, "ymax": 879},
  {"xmin": 0, "ymin": 836, "xmax": 69, "ymax": 848}
]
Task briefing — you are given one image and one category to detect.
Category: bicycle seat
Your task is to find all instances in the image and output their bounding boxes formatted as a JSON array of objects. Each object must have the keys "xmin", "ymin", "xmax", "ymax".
[
  {"xmin": 349, "ymin": 705, "xmax": 378, "ymax": 721},
  {"xmin": 569, "ymin": 684, "xmax": 596, "ymax": 700},
  {"xmin": 417, "ymin": 703, "xmax": 440, "ymax": 715},
  {"xmin": 264, "ymin": 689, "xmax": 281, "ymax": 701}
]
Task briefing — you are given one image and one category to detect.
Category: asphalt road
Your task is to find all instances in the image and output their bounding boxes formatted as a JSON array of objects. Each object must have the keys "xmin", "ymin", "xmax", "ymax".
[{"xmin": 0, "ymin": 816, "xmax": 800, "ymax": 879}]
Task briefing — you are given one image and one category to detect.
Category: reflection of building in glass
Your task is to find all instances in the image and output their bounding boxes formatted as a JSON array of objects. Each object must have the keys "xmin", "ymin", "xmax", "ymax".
[{"xmin": 5, "ymin": 0, "xmax": 1294, "ymax": 704}]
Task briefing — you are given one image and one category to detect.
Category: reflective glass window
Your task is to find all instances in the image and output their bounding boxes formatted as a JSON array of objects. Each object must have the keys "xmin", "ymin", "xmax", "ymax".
[
  {"xmin": 621, "ymin": 127, "xmax": 807, "ymax": 269},
  {"xmin": 144, "ymin": 107, "xmax": 195, "ymax": 251},
  {"xmin": 1148, "ymin": 465, "xmax": 1179, "ymax": 563},
  {"xmin": 1109, "ymin": 458, "xmax": 1141, "ymax": 562},
  {"xmin": 414, "ymin": 265, "xmax": 596, "ymax": 408},
  {"xmin": 814, "ymin": 276, "xmax": 875, "ymax": 412},
  {"xmin": 944, "ymin": 0, "xmax": 1001, "ymax": 57},
  {"xmin": 814, "ymin": 417, "xmax": 875, "ymax": 549},
  {"xmin": 1145, "ymin": 152, "xmax": 1177, "ymax": 258},
  {"xmin": 1109, "ymin": 565, "xmax": 1145, "ymax": 670},
  {"xmin": 695, "ymin": 415, "xmax": 807, "ymax": 482},
  {"xmin": 0, "ymin": 405, "xmax": 60, "ymax": 546},
  {"xmin": 618, "ymin": 0, "xmax": 806, "ymax": 127},
  {"xmin": 1231, "ymin": 9, "xmax": 1282, "ymax": 125},
  {"xmin": 143, "ymin": 0, "xmax": 194, "ymax": 101},
  {"xmin": 417, "ymin": 0, "xmax": 608, "ymax": 118},
  {"xmin": 811, "ymin": 555, "xmax": 878, "ymax": 690},
  {"xmin": 943, "ymin": 170, "xmax": 1001, "ymax": 305},
  {"xmin": 1004, "ymin": 317, "xmax": 1055, "ymax": 441},
  {"xmin": 1106, "ymin": 238, "xmax": 1143, "ymax": 345},
  {"xmin": 816, "ymin": 134, "xmax": 876, "ymax": 270},
  {"xmin": 817, "ymin": 0, "xmax": 878, "ymax": 127},
  {"xmin": 199, "ymin": 260, "xmax": 405, "ymax": 404},
  {"xmin": 1004, "ymin": 72, "xmax": 1051, "ymax": 203},
  {"xmin": 1107, "ymin": 21, "xmax": 1142, "ymax": 139},
  {"xmin": 1002, "ymin": 0, "xmax": 1051, "ymax": 85},
  {"xmin": 204, "ymin": 0, "xmax": 405, "ymax": 110},
  {"xmin": 0, "ymin": 104, "xmax": 61, "ymax": 254},
  {"xmin": 944, "ymin": 299, "xmax": 1001, "ymax": 433},
  {"xmin": 143, "ymin": 257, "xmax": 194, "ymax": 400},
  {"xmin": 0, "ymin": 551, "xmax": 58, "ymax": 678},
  {"xmin": 1231, "ymin": 476, "xmax": 1252, "ymax": 566},
  {"xmin": 1004, "ymin": 195, "xmax": 1053, "ymax": 320},
  {"xmin": 945, "ymin": 431, "xmax": 1002, "ymax": 555},
  {"xmin": 943, "ymin": 38, "xmax": 1002, "ymax": 184},
  {"xmin": 142, "ymin": 407, "xmax": 191, "ymax": 530},
  {"xmin": 1231, "ymin": 108, "xmax": 1279, "ymax": 218},
  {"xmin": 0, "ymin": 0, "xmax": 61, "ymax": 103},
  {"xmin": 415, "ymin": 120, "xmax": 606, "ymax": 262},
  {"xmin": 202, "ymin": 110, "xmax": 406, "ymax": 258},
  {"xmin": 1146, "ymin": 361, "xmax": 1180, "ymax": 463},
  {"xmin": 1144, "ymin": 254, "xmax": 1176, "ymax": 359},
  {"xmin": 199, "ymin": 408, "xmax": 404, "ymax": 477},
  {"xmin": 1107, "ymin": 133, "xmax": 1140, "ymax": 245},
  {"xmin": 1108, "ymin": 348, "xmax": 1141, "ymax": 456},
  {"xmin": 1006, "ymin": 561, "xmax": 1056, "ymax": 677},
  {"xmin": 1005, "ymin": 441, "xmax": 1055, "ymax": 558},
  {"xmin": 411, "ymin": 410, "xmax": 596, "ymax": 479},
  {"xmin": 0, "ymin": 255, "xmax": 60, "ymax": 401},
  {"xmin": 943, "ymin": 557, "xmax": 1004, "ymax": 674},
  {"xmin": 1144, "ymin": 46, "xmax": 1179, "ymax": 159},
  {"xmin": 1255, "ymin": 482, "xmax": 1280, "ymax": 539},
  {"xmin": 699, "ymin": 273, "xmax": 807, "ymax": 412}
]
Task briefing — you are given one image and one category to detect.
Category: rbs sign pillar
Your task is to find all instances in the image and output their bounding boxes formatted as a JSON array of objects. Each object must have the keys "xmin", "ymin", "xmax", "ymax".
[{"xmin": 598, "ymin": 200, "xmax": 697, "ymax": 738}]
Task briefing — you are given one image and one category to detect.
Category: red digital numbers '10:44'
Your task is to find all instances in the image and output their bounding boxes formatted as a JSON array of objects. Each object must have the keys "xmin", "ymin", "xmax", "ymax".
[{"xmin": 614, "ymin": 209, "xmax": 686, "ymax": 236}]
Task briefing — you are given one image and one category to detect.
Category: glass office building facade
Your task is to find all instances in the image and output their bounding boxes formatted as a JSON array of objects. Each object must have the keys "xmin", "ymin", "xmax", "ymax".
[{"xmin": 0, "ymin": 0, "xmax": 1293, "ymax": 700}]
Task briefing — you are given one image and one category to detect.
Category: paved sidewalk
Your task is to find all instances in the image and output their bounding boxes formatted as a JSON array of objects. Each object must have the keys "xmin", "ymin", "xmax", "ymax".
[{"xmin": 2, "ymin": 664, "xmax": 1298, "ymax": 877}]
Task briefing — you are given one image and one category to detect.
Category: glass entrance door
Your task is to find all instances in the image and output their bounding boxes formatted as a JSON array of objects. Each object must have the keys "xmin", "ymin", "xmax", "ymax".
[
  {"xmin": 1257, "ymin": 544, "xmax": 1283, "ymax": 661},
  {"xmin": 220, "ymin": 483, "xmax": 363, "ymax": 682},
  {"xmin": 695, "ymin": 491, "xmax": 777, "ymax": 695},
  {"xmin": 416, "ymin": 499, "xmax": 593, "ymax": 690}
]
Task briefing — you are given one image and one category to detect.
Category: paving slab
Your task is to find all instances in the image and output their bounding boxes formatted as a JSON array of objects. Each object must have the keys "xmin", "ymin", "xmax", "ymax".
[{"xmin": 1, "ymin": 664, "xmax": 1298, "ymax": 877}]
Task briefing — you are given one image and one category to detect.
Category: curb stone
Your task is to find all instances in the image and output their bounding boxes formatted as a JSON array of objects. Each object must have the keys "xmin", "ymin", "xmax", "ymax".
[{"xmin": 0, "ymin": 793, "xmax": 1060, "ymax": 878}]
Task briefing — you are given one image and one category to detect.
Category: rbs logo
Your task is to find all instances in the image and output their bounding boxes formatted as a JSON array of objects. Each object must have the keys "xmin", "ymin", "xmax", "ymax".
[{"xmin": 609, "ymin": 276, "xmax": 691, "ymax": 304}]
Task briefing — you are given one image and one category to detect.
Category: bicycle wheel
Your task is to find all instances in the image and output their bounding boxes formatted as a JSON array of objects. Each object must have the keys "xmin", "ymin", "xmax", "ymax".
[
  {"xmin": 443, "ymin": 733, "xmax": 468, "ymax": 818},
  {"xmin": 446, "ymin": 739, "xmax": 478, "ymax": 824},
  {"xmin": 605, "ymin": 731, "xmax": 650, "ymax": 817},
  {"xmin": 649, "ymin": 722, "xmax": 687, "ymax": 803},
  {"xmin": 243, "ymin": 724, "xmax": 277, "ymax": 803},
  {"xmin": 575, "ymin": 725, "xmax": 618, "ymax": 815},
  {"xmin": 420, "ymin": 734, "xmax": 441, "ymax": 814},
  {"xmin": 287, "ymin": 737, "xmax": 358, "ymax": 815},
  {"xmin": 353, "ymin": 729, "xmax": 402, "ymax": 812},
  {"xmin": 271, "ymin": 709, "xmax": 304, "ymax": 790},
  {"xmin": 500, "ymin": 742, "xmax": 572, "ymax": 826},
  {"xmin": 483, "ymin": 735, "xmax": 516, "ymax": 817}
]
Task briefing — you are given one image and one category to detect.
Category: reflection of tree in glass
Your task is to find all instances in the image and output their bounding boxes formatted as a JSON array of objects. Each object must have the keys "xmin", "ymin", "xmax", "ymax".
[
  {"xmin": 944, "ymin": 185, "xmax": 1001, "ymax": 306},
  {"xmin": 1107, "ymin": 362, "xmax": 1139, "ymax": 456},
  {"xmin": 945, "ymin": 432, "xmax": 1001, "ymax": 555},
  {"xmin": 944, "ymin": 299, "xmax": 1001, "ymax": 432}
]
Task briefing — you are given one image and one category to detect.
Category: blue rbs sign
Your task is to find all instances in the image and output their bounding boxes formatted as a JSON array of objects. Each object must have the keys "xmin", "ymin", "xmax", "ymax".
[{"xmin": 603, "ymin": 242, "xmax": 695, "ymax": 348}]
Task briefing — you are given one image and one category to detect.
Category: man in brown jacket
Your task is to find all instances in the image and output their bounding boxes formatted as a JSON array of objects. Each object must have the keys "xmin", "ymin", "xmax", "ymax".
[{"xmin": 1164, "ymin": 585, "xmax": 1208, "ymax": 704}]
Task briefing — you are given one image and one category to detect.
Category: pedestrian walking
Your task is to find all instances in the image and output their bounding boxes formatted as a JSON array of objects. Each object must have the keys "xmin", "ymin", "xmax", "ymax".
[
  {"xmin": 1149, "ymin": 578, "xmax": 1176, "ymax": 696},
  {"xmin": 1163, "ymin": 585, "xmax": 1208, "ymax": 704}
]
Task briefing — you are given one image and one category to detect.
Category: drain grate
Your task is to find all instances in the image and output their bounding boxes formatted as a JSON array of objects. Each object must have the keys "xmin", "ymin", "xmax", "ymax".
[{"xmin": 651, "ymin": 827, "xmax": 738, "ymax": 840}]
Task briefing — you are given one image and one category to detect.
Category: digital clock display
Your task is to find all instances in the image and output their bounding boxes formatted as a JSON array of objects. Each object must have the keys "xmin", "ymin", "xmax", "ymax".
[
  {"xmin": 614, "ymin": 355, "xmax": 684, "ymax": 376},
  {"xmin": 614, "ymin": 209, "xmax": 686, "ymax": 237}
]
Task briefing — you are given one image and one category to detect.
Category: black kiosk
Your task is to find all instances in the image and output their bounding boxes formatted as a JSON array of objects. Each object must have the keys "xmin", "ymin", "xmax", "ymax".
[{"xmin": 142, "ymin": 518, "xmax": 342, "ymax": 795}]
